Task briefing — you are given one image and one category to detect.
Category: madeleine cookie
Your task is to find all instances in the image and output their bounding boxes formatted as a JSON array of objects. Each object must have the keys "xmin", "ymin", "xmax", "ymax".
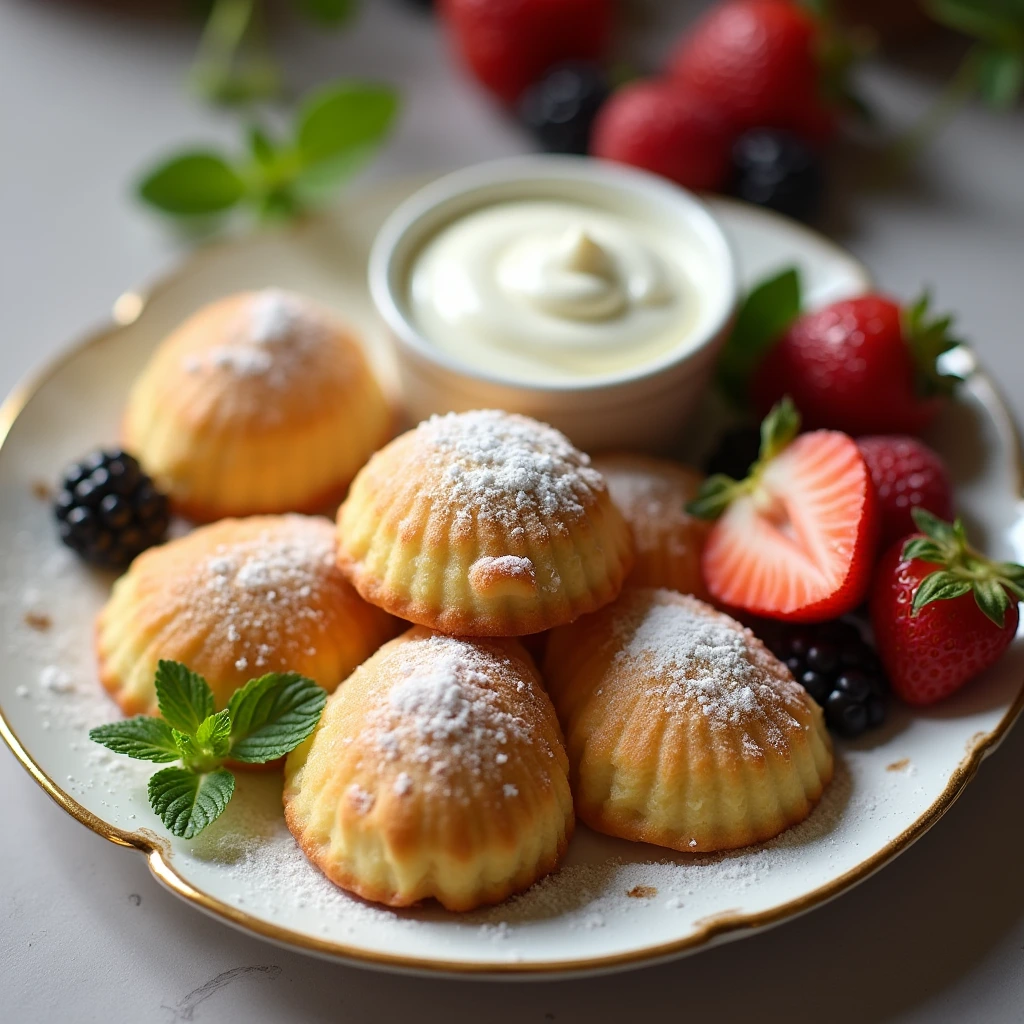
[
  {"xmin": 284, "ymin": 628, "xmax": 574, "ymax": 911},
  {"xmin": 123, "ymin": 289, "xmax": 392, "ymax": 521},
  {"xmin": 336, "ymin": 409, "xmax": 634, "ymax": 636},
  {"xmin": 97, "ymin": 515, "xmax": 397, "ymax": 715},
  {"xmin": 592, "ymin": 453, "xmax": 711, "ymax": 599},
  {"xmin": 544, "ymin": 588, "xmax": 833, "ymax": 852}
]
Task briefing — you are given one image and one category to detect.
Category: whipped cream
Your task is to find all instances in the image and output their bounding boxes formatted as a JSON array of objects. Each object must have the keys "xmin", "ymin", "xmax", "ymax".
[{"xmin": 408, "ymin": 200, "xmax": 702, "ymax": 383}]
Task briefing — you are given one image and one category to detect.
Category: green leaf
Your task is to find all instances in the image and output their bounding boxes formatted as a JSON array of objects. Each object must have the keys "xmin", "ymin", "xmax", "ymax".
[
  {"xmin": 685, "ymin": 475, "xmax": 743, "ymax": 521},
  {"xmin": 296, "ymin": 82, "xmax": 399, "ymax": 167},
  {"xmin": 910, "ymin": 507, "xmax": 960, "ymax": 547},
  {"xmin": 89, "ymin": 717, "xmax": 180, "ymax": 763},
  {"xmin": 924, "ymin": 0, "xmax": 1024, "ymax": 50},
  {"xmin": 973, "ymin": 575, "xmax": 1013, "ymax": 626},
  {"xmin": 195, "ymin": 709, "xmax": 233, "ymax": 759},
  {"xmin": 137, "ymin": 151, "xmax": 245, "ymax": 216},
  {"xmin": 759, "ymin": 397, "xmax": 801, "ymax": 463},
  {"xmin": 716, "ymin": 267, "xmax": 803, "ymax": 405},
  {"xmin": 299, "ymin": 0, "xmax": 357, "ymax": 25},
  {"xmin": 155, "ymin": 661, "xmax": 216, "ymax": 737},
  {"xmin": 248, "ymin": 124, "xmax": 278, "ymax": 167},
  {"xmin": 977, "ymin": 47, "xmax": 1024, "ymax": 107},
  {"xmin": 148, "ymin": 766, "xmax": 235, "ymax": 839},
  {"xmin": 903, "ymin": 290, "xmax": 965, "ymax": 398},
  {"xmin": 227, "ymin": 672, "xmax": 327, "ymax": 763},
  {"xmin": 901, "ymin": 537, "xmax": 947, "ymax": 564},
  {"xmin": 911, "ymin": 570, "xmax": 973, "ymax": 614},
  {"xmin": 995, "ymin": 560, "xmax": 1024, "ymax": 582},
  {"xmin": 292, "ymin": 147, "xmax": 374, "ymax": 203}
]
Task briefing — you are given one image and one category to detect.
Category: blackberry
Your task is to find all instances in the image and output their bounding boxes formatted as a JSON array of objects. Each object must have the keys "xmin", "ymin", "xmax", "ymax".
[
  {"xmin": 703, "ymin": 426, "xmax": 761, "ymax": 480},
  {"xmin": 54, "ymin": 449, "xmax": 169, "ymax": 569},
  {"xmin": 728, "ymin": 129, "xmax": 824, "ymax": 224},
  {"xmin": 755, "ymin": 618, "xmax": 888, "ymax": 738},
  {"xmin": 519, "ymin": 62, "xmax": 610, "ymax": 155}
]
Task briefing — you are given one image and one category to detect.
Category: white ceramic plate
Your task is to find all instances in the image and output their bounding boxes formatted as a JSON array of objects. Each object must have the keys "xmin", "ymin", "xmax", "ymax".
[{"xmin": 2, "ymin": 179, "xmax": 1023, "ymax": 978}]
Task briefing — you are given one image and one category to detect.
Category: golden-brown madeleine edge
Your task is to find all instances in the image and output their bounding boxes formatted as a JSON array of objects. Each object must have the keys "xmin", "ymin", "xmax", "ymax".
[
  {"xmin": 336, "ymin": 410, "xmax": 635, "ymax": 637},
  {"xmin": 96, "ymin": 514, "xmax": 399, "ymax": 716},
  {"xmin": 544, "ymin": 588, "xmax": 833, "ymax": 853},
  {"xmin": 284, "ymin": 627, "xmax": 574, "ymax": 911}
]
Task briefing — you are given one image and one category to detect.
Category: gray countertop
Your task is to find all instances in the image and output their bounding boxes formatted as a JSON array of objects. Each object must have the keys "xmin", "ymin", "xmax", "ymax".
[{"xmin": 2, "ymin": 2, "xmax": 1024, "ymax": 1021}]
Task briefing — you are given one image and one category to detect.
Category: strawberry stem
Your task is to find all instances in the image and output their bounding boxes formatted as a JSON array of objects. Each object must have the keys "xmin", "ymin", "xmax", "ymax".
[{"xmin": 903, "ymin": 508, "xmax": 1024, "ymax": 627}]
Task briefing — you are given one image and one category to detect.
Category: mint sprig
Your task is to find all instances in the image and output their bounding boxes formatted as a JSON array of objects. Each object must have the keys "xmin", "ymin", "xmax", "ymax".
[
  {"xmin": 89, "ymin": 660, "xmax": 327, "ymax": 839},
  {"xmin": 136, "ymin": 79, "xmax": 399, "ymax": 225},
  {"xmin": 904, "ymin": 507, "xmax": 1024, "ymax": 627}
]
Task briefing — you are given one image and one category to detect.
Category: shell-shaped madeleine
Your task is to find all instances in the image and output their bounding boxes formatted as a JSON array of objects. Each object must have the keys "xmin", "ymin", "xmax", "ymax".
[
  {"xmin": 336, "ymin": 410, "xmax": 634, "ymax": 636},
  {"xmin": 544, "ymin": 588, "xmax": 833, "ymax": 852},
  {"xmin": 592, "ymin": 454, "xmax": 711, "ymax": 601},
  {"xmin": 284, "ymin": 628, "xmax": 574, "ymax": 911},
  {"xmin": 123, "ymin": 289, "xmax": 392, "ymax": 521},
  {"xmin": 97, "ymin": 515, "xmax": 398, "ymax": 715}
]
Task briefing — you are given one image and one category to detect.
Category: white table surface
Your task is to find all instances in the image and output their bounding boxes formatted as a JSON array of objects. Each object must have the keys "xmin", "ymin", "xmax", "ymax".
[{"xmin": 2, "ymin": 2, "xmax": 1024, "ymax": 1020}]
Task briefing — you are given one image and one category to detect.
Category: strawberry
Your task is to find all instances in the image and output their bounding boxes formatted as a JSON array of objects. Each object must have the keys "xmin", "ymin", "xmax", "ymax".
[
  {"xmin": 667, "ymin": 0, "xmax": 841, "ymax": 145},
  {"xmin": 857, "ymin": 435, "xmax": 954, "ymax": 548},
  {"xmin": 752, "ymin": 292, "xmax": 963, "ymax": 436},
  {"xmin": 589, "ymin": 79, "xmax": 734, "ymax": 192},
  {"xmin": 870, "ymin": 509, "xmax": 1023, "ymax": 706},
  {"xmin": 688, "ymin": 399, "xmax": 877, "ymax": 621},
  {"xmin": 439, "ymin": 0, "xmax": 612, "ymax": 105}
]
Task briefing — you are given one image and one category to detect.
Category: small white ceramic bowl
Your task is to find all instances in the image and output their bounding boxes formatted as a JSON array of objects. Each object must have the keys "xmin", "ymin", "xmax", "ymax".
[{"xmin": 368, "ymin": 155, "xmax": 738, "ymax": 451}]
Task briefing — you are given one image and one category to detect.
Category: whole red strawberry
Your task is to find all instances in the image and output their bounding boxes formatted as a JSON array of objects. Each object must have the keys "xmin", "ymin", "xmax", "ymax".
[
  {"xmin": 871, "ymin": 509, "xmax": 1022, "ymax": 706},
  {"xmin": 668, "ymin": 0, "xmax": 840, "ymax": 145},
  {"xmin": 752, "ymin": 292, "xmax": 963, "ymax": 436},
  {"xmin": 590, "ymin": 79, "xmax": 734, "ymax": 192},
  {"xmin": 439, "ymin": 0, "xmax": 611, "ymax": 105},
  {"xmin": 857, "ymin": 435, "xmax": 954, "ymax": 547},
  {"xmin": 689, "ymin": 398, "xmax": 878, "ymax": 621}
]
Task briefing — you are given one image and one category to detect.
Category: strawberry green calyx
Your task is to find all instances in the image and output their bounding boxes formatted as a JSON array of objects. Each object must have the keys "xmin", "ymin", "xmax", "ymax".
[
  {"xmin": 903, "ymin": 291, "xmax": 965, "ymax": 399},
  {"xmin": 903, "ymin": 507, "xmax": 1024, "ymax": 627},
  {"xmin": 687, "ymin": 398, "xmax": 801, "ymax": 520}
]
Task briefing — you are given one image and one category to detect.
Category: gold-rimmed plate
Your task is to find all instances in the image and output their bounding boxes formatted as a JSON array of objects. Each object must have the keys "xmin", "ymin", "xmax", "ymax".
[{"xmin": 2, "ymin": 179, "xmax": 1023, "ymax": 977}]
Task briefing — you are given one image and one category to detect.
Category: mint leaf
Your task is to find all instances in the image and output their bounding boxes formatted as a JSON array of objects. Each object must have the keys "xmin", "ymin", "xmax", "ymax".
[
  {"xmin": 137, "ymin": 151, "xmax": 245, "ymax": 216},
  {"xmin": 228, "ymin": 672, "xmax": 327, "ymax": 763},
  {"xmin": 155, "ymin": 660, "xmax": 215, "ymax": 736},
  {"xmin": 248, "ymin": 124, "xmax": 278, "ymax": 167},
  {"xmin": 977, "ymin": 47, "xmax": 1024, "ymax": 107},
  {"xmin": 148, "ymin": 766, "xmax": 235, "ymax": 839},
  {"xmin": 89, "ymin": 717, "xmax": 180, "ymax": 763},
  {"xmin": 300, "ymin": 0, "xmax": 357, "ymax": 25},
  {"xmin": 196, "ymin": 709, "xmax": 233, "ymax": 759},
  {"xmin": 292, "ymin": 148, "xmax": 373, "ymax": 203},
  {"xmin": 296, "ymin": 82, "xmax": 398, "ymax": 166},
  {"xmin": 716, "ymin": 267, "xmax": 803, "ymax": 405}
]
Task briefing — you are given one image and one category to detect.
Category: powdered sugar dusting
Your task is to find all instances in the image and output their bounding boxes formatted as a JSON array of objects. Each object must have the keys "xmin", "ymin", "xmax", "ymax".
[
  {"xmin": 368, "ymin": 635, "xmax": 536, "ymax": 799},
  {"xmin": 610, "ymin": 591, "xmax": 807, "ymax": 744},
  {"xmin": 196, "ymin": 520, "xmax": 336, "ymax": 668},
  {"xmin": 181, "ymin": 289, "xmax": 338, "ymax": 389},
  {"xmin": 415, "ymin": 410, "xmax": 604, "ymax": 529}
]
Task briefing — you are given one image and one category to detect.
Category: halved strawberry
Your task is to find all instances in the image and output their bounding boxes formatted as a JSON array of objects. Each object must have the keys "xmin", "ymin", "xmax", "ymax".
[{"xmin": 688, "ymin": 399, "xmax": 878, "ymax": 621}]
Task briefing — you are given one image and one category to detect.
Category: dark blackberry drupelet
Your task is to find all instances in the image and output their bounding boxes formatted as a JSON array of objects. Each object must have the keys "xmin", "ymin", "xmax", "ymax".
[
  {"xmin": 703, "ymin": 426, "xmax": 761, "ymax": 480},
  {"xmin": 519, "ymin": 62, "xmax": 610, "ymax": 155},
  {"xmin": 729, "ymin": 129, "xmax": 824, "ymax": 223},
  {"xmin": 54, "ymin": 449, "xmax": 169, "ymax": 569},
  {"xmin": 755, "ymin": 618, "xmax": 888, "ymax": 738}
]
